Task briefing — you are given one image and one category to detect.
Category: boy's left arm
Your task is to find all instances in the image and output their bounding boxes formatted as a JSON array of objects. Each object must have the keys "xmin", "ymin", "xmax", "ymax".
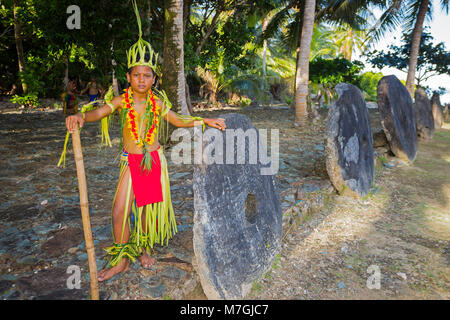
[
  {"xmin": 166, "ymin": 110, "xmax": 226, "ymax": 131},
  {"xmin": 156, "ymin": 98, "xmax": 226, "ymax": 131}
]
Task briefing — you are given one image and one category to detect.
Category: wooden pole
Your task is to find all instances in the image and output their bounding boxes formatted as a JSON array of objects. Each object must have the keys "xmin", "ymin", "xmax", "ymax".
[{"xmin": 71, "ymin": 128, "xmax": 99, "ymax": 300}]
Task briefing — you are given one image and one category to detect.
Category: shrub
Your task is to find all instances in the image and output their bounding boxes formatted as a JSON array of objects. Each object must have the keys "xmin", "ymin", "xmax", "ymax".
[
  {"xmin": 239, "ymin": 96, "xmax": 252, "ymax": 107},
  {"xmin": 357, "ymin": 71, "xmax": 383, "ymax": 102},
  {"xmin": 10, "ymin": 93, "xmax": 40, "ymax": 108}
]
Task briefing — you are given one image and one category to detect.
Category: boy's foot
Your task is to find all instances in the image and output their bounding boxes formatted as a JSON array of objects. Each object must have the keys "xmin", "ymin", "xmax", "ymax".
[
  {"xmin": 139, "ymin": 251, "xmax": 156, "ymax": 269},
  {"xmin": 98, "ymin": 258, "xmax": 130, "ymax": 282}
]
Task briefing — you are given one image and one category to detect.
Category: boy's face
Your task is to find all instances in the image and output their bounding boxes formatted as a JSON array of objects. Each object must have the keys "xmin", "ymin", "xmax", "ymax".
[{"xmin": 127, "ymin": 65, "xmax": 155, "ymax": 94}]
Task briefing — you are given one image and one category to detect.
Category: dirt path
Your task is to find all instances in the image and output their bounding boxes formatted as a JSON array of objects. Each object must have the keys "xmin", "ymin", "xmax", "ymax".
[{"xmin": 248, "ymin": 123, "xmax": 450, "ymax": 300}]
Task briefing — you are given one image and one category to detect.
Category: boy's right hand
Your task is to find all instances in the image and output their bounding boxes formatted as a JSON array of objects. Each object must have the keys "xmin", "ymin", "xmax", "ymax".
[{"xmin": 66, "ymin": 113, "xmax": 84, "ymax": 133}]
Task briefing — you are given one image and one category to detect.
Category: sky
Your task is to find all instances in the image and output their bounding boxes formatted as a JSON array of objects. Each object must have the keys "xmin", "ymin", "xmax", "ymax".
[{"xmin": 355, "ymin": 1, "xmax": 450, "ymax": 104}]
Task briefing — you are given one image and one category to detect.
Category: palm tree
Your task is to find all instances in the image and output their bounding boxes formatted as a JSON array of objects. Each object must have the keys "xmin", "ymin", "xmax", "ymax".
[
  {"xmin": 328, "ymin": 23, "xmax": 372, "ymax": 60},
  {"xmin": 163, "ymin": 0, "xmax": 189, "ymax": 115},
  {"xmin": 262, "ymin": 0, "xmax": 377, "ymax": 125},
  {"xmin": 405, "ymin": 0, "xmax": 430, "ymax": 96},
  {"xmin": 369, "ymin": 0, "xmax": 449, "ymax": 97},
  {"xmin": 294, "ymin": 0, "xmax": 315, "ymax": 126}
]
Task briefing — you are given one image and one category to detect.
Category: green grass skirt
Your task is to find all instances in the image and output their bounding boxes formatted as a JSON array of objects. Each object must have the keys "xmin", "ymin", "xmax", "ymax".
[{"xmin": 104, "ymin": 148, "xmax": 177, "ymax": 267}]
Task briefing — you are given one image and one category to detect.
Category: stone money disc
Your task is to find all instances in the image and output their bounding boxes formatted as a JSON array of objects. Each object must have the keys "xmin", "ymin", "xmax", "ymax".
[
  {"xmin": 325, "ymin": 83, "xmax": 374, "ymax": 197},
  {"xmin": 414, "ymin": 87, "xmax": 434, "ymax": 139},
  {"xmin": 431, "ymin": 92, "xmax": 444, "ymax": 129},
  {"xmin": 193, "ymin": 113, "xmax": 282, "ymax": 300},
  {"xmin": 377, "ymin": 75, "xmax": 418, "ymax": 162}
]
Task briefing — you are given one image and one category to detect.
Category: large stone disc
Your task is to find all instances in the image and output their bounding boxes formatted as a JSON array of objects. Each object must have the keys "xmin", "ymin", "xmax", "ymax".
[
  {"xmin": 414, "ymin": 87, "xmax": 435, "ymax": 139},
  {"xmin": 193, "ymin": 113, "xmax": 282, "ymax": 300},
  {"xmin": 377, "ymin": 75, "xmax": 418, "ymax": 162},
  {"xmin": 325, "ymin": 83, "xmax": 374, "ymax": 197},
  {"xmin": 431, "ymin": 92, "xmax": 444, "ymax": 129}
]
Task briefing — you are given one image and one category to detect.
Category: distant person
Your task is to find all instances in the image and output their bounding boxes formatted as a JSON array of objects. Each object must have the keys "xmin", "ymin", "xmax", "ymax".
[
  {"xmin": 62, "ymin": 77, "xmax": 79, "ymax": 115},
  {"xmin": 81, "ymin": 77, "xmax": 104, "ymax": 105}
]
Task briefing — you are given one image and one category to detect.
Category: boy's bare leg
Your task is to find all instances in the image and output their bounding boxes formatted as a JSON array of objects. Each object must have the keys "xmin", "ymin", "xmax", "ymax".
[
  {"xmin": 98, "ymin": 168, "xmax": 133, "ymax": 282},
  {"xmin": 138, "ymin": 208, "xmax": 156, "ymax": 269}
]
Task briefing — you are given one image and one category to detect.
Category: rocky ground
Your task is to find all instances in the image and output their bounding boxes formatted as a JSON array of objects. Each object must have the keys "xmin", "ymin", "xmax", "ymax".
[{"xmin": 0, "ymin": 97, "xmax": 448, "ymax": 300}]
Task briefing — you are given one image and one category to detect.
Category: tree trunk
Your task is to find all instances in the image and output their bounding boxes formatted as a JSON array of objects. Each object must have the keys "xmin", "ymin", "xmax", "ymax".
[
  {"xmin": 185, "ymin": 79, "xmax": 193, "ymax": 114},
  {"xmin": 163, "ymin": 0, "xmax": 189, "ymax": 115},
  {"xmin": 406, "ymin": 0, "xmax": 429, "ymax": 98},
  {"xmin": 293, "ymin": 0, "xmax": 315, "ymax": 126},
  {"xmin": 195, "ymin": 9, "xmax": 221, "ymax": 55},
  {"xmin": 111, "ymin": 40, "xmax": 119, "ymax": 96},
  {"xmin": 13, "ymin": 0, "xmax": 27, "ymax": 93},
  {"xmin": 64, "ymin": 55, "xmax": 69, "ymax": 87},
  {"xmin": 291, "ymin": 5, "xmax": 305, "ymax": 111},
  {"xmin": 184, "ymin": 0, "xmax": 193, "ymax": 114},
  {"xmin": 262, "ymin": 17, "xmax": 268, "ymax": 79},
  {"xmin": 183, "ymin": 0, "xmax": 193, "ymax": 31}
]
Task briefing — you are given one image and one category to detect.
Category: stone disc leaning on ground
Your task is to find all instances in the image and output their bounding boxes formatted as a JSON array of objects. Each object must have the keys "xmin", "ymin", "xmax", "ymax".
[
  {"xmin": 325, "ymin": 83, "xmax": 374, "ymax": 197},
  {"xmin": 192, "ymin": 113, "xmax": 282, "ymax": 300},
  {"xmin": 431, "ymin": 92, "xmax": 444, "ymax": 129},
  {"xmin": 414, "ymin": 87, "xmax": 435, "ymax": 139},
  {"xmin": 377, "ymin": 75, "xmax": 418, "ymax": 163}
]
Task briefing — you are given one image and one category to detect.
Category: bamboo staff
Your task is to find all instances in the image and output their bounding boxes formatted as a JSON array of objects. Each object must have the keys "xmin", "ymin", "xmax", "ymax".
[{"xmin": 71, "ymin": 128, "xmax": 99, "ymax": 300}]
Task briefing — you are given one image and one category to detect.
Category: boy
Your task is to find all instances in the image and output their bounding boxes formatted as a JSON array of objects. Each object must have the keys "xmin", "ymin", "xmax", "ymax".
[{"xmin": 66, "ymin": 63, "xmax": 226, "ymax": 282}]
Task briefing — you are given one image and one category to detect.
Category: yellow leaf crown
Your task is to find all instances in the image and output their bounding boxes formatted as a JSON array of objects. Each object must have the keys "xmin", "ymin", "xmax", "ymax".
[
  {"xmin": 127, "ymin": 0, "xmax": 160, "ymax": 76},
  {"xmin": 127, "ymin": 38, "xmax": 159, "ymax": 72}
]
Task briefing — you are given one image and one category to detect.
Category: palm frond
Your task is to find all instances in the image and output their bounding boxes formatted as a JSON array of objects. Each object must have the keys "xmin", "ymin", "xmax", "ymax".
[
  {"xmin": 442, "ymin": 0, "xmax": 450, "ymax": 13},
  {"xmin": 367, "ymin": 0, "xmax": 406, "ymax": 42},
  {"xmin": 281, "ymin": 11, "xmax": 303, "ymax": 51},
  {"xmin": 261, "ymin": 5, "xmax": 294, "ymax": 42}
]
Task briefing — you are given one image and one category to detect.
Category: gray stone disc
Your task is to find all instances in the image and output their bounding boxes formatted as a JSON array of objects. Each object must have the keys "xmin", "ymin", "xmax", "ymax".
[
  {"xmin": 414, "ymin": 87, "xmax": 435, "ymax": 139},
  {"xmin": 377, "ymin": 75, "xmax": 418, "ymax": 162},
  {"xmin": 431, "ymin": 92, "xmax": 444, "ymax": 129},
  {"xmin": 193, "ymin": 113, "xmax": 282, "ymax": 300},
  {"xmin": 325, "ymin": 83, "xmax": 374, "ymax": 197}
]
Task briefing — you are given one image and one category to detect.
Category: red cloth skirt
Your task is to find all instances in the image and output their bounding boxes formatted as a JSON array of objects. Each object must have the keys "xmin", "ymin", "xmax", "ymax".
[{"xmin": 127, "ymin": 149, "xmax": 163, "ymax": 207}]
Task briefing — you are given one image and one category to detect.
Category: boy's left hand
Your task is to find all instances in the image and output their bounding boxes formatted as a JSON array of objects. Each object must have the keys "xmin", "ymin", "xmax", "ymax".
[{"xmin": 204, "ymin": 118, "xmax": 226, "ymax": 131}]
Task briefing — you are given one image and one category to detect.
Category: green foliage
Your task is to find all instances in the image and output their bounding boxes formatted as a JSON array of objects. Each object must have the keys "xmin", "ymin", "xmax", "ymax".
[
  {"xmin": 0, "ymin": 0, "xmax": 410, "ymax": 110},
  {"xmin": 309, "ymin": 57, "xmax": 364, "ymax": 102},
  {"xmin": 10, "ymin": 93, "xmax": 40, "ymax": 108},
  {"xmin": 310, "ymin": 57, "xmax": 364, "ymax": 87},
  {"xmin": 357, "ymin": 71, "xmax": 384, "ymax": 102},
  {"xmin": 239, "ymin": 96, "xmax": 252, "ymax": 107},
  {"xmin": 366, "ymin": 29, "xmax": 450, "ymax": 85},
  {"xmin": 1, "ymin": 0, "xmax": 156, "ymax": 97}
]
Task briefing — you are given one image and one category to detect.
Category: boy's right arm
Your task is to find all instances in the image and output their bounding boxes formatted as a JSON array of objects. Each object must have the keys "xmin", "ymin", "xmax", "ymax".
[{"xmin": 65, "ymin": 96, "xmax": 122, "ymax": 133}]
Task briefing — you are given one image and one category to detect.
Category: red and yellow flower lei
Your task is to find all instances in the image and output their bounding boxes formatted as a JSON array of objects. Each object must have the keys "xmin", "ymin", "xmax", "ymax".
[{"xmin": 122, "ymin": 87, "xmax": 160, "ymax": 148}]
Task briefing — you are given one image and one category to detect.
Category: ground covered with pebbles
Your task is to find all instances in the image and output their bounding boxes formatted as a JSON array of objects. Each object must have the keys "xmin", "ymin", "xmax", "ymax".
[{"xmin": 0, "ymin": 99, "xmax": 448, "ymax": 300}]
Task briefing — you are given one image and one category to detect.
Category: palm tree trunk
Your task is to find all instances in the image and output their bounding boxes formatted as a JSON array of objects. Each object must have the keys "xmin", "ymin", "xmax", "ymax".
[
  {"xmin": 262, "ymin": 17, "xmax": 269, "ymax": 78},
  {"xmin": 184, "ymin": 0, "xmax": 193, "ymax": 114},
  {"xmin": 13, "ymin": 0, "xmax": 27, "ymax": 93},
  {"xmin": 294, "ymin": 0, "xmax": 315, "ymax": 126},
  {"xmin": 291, "ymin": 3, "xmax": 305, "ymax": 111},
  {"xmin": 163, "ymin": 0, "xmax": 189, "ymax": 115},
  {"xmin": 406, "ymin": 0, "xmax": 429, "ymax": 97}
]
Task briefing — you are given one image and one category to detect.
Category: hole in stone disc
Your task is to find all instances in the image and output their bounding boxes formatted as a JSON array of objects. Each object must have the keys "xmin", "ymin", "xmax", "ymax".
[
  {"xmin": 362, "ymin": 134, "xmax": 367, "ymax": 146},
  {"xmin": 244, "ymin": 193, "xmax": 258, "ymax": 224}
]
